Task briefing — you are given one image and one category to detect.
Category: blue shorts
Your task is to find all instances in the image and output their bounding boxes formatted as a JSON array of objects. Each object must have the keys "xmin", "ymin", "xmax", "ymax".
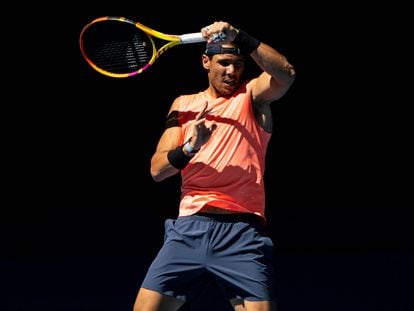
[{"xmin": 141, "ymin": 213, "xmax": 276, "ymax": 303}]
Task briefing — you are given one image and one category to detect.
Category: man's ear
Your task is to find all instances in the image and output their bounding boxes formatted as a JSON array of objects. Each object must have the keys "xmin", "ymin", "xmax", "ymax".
[{"xmin": 202, "ymin": 54, "xmax": 210, "ymax": 70}]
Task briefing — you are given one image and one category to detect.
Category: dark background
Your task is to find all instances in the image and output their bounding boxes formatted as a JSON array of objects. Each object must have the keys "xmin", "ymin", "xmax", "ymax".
[{"xmin": 2, "ymin": 2, "xmax": 412, "ymax": 310}]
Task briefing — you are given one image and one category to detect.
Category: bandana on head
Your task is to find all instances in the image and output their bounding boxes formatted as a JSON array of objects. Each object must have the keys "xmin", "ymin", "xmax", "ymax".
[{"xmin": 204, "ymin": 44, "xmax": 242, "ymax": 56}]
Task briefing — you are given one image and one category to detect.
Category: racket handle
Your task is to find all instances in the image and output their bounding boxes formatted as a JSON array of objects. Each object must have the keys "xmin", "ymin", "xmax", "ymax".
[{"xmin": 180, "ymin": 32, "xmax": 206, "ymax": 44}]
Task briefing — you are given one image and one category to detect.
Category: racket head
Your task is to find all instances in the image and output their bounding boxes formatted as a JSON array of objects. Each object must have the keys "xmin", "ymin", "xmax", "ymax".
[{"xmin": 80, "ymin": 17, "xmax": 177, "ymax": 78}]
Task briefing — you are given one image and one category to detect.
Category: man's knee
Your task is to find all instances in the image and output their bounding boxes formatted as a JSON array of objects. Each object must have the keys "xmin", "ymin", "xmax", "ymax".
[
  {"xmin": 133, "ymin": 288, "xmax": 184, "ymax": 311},
  {"xmin": 230, "ymin": 298, "xmax": 277, "ymax": 311}
]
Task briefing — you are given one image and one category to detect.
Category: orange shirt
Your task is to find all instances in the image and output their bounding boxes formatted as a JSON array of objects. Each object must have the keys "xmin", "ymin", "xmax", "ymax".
[{"xmin": 177, "ymin": 81, "xmax": 271, "ymax": 219}]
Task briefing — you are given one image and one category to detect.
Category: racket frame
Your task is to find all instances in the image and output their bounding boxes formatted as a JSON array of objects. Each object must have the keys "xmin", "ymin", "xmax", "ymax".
[{"xmin": 80, "ymin": 16, "xmax": 206, "ymax": 78}]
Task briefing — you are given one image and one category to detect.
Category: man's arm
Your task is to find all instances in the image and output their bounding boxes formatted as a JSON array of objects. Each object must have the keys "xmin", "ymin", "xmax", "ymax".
[
  {"xmin": 150, "ymin": 126, "xmax": 183, "ymax": 182},
  {"xmin": 150, "ymin": 98, "xmax": 185, "ymax": 182},
  {"xmin": 201, "ymin": 21, "xmax": 295, "ymax": 103},
  {"xmin": 150, "ymin": 100, "xmax": 215, "ymax": 182},
  {"xmin": 250, "ymin": 41, "xmax": 296, "ymax": 104}
]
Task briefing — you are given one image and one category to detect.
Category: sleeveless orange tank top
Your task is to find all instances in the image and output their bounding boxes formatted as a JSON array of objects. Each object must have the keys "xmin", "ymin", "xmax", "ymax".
[{"xmin": 176, "ymin": 81, "xmax": 271, "ymax": 219}]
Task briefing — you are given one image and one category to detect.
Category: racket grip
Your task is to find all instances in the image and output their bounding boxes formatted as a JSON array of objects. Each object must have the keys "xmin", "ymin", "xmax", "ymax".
[{"xmin": 180, "ymin": 32, "xmax": 206, "ymax": 44}]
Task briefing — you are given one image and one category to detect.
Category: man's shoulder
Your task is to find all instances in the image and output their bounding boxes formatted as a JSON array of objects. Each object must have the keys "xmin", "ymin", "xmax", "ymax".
[
  {"xmin": 178, "ymin": 91, "xmax": 204, "ymax": 99},
  {"xmin": 175, "ymin": 92, "xmax": 204, "ymax": 105}
]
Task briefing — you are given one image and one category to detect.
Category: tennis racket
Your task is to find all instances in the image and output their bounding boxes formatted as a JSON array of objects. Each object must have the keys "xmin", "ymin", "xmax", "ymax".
[{"xmin": 79, "ymin": 16, "xmax": 226, "ymax": 78}]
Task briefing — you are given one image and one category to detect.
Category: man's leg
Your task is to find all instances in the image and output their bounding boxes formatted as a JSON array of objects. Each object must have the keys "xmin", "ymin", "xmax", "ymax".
[
  {"xmin": 230, "ymin": 298, "xmax": 277, "ymax": 311},
  {"xmin": 243, "ymin": 300, "xmax": 277, "ymax": 311},
  {"xmin": 133, "ymin": 287, "xmax": 184, "ymax": 311},
  {"xmin": 230, "ymin": 297, "xmax": 247, "ymax": 310}
]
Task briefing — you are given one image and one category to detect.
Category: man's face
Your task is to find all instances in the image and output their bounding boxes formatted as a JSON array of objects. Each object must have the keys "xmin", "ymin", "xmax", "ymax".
[{"xmin": 203, "ymin": 53, "xmax": 245, "ymax": 96}]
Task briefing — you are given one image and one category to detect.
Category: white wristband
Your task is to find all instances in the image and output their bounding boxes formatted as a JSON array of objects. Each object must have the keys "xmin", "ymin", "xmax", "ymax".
[{"xmin": 184, "ymin": 141, "xmax": 196, "ymax": 153}]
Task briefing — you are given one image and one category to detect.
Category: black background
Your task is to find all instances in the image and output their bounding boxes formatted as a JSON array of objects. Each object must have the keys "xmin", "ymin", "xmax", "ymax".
[{"xmin": 2, "ymin": 2, "xmax": 412, "ymax": 310}]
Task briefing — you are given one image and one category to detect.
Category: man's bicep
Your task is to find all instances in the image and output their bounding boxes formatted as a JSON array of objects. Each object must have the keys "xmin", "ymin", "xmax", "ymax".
[{"xmin": 251, "ymin": 73, "xmax": 289, "ymax": 104}]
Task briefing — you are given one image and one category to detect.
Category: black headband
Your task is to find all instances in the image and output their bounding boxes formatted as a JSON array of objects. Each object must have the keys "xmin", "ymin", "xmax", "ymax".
[{"xmin": 204, "ymin": 45, "xmax": 242, "ymax": 56}]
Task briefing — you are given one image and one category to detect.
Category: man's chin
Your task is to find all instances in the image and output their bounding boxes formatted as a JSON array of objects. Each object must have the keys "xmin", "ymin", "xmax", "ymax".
[{"xmin": 221, "ymin": 84, "xmax": 236, "ymax": 94}]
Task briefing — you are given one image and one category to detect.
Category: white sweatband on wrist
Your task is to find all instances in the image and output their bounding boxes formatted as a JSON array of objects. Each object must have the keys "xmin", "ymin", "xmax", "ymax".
[{"xmin": 184, "ymin": 141, "xmax": 196, "ymax": 153}]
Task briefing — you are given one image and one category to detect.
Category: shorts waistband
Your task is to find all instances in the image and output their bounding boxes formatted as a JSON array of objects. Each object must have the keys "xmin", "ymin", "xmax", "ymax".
[{"xmin": 182, "ymin": 212, "xmax": 266, "ymax": 227}]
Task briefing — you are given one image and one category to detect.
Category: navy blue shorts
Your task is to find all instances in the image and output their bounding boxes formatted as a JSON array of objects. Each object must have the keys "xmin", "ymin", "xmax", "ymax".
[{"xmin": 141, "ymin": 213, "xmax": 276, "ymax": 303}]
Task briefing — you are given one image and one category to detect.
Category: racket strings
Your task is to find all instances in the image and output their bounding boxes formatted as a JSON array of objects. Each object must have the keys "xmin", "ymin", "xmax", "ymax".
[{"xmin": 82, "ymin": 22, "xmax": 153, "ymax": 74}]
